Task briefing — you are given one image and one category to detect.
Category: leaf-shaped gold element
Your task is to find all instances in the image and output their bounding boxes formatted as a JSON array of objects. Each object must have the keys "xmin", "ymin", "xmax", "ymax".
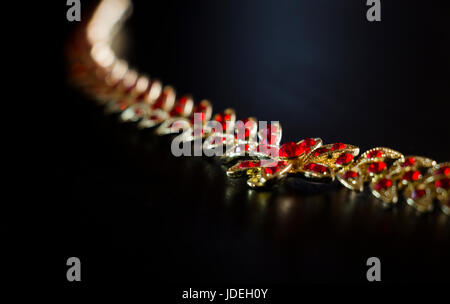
[
  {"xmin": 337, "ymin": 147, "xmax": 404, "ymax": 202},
  {"xmin": 297, "ymin": 142, "xmax": 359, "ymax": 181},
  {"xmin": 337, "ymin": 167, "xmax": 364, "ymax": 192},
  {"xmin": 354, "ymin": 147, "xmax": 404, "ymax": 182},
  {"xmin": 370, "ymin": 175, "xmax": 398, "ymax": 204},
  {"xmin": 227, "ymin": 159, "xmax": 292, "ymax": 188},
  {"xmin": 390, "ymin": 156, "xmax": 436, "ymax": 189}
]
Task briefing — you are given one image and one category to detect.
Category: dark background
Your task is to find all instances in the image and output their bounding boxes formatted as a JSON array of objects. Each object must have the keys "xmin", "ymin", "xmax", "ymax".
[{"xmin": 44, "ymin": 0, "xmax": 450, "ymax": 291}]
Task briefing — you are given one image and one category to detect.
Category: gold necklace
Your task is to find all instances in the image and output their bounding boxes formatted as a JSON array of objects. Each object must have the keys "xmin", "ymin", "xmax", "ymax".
[{"xmin": 67, "ymin": 0, "xmax": 450, "ymax": 215}]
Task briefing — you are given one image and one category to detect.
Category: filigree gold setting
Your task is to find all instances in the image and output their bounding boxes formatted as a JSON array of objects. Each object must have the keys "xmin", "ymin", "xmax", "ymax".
[{"xmin": 67, "ymin": 0, "xmax": 450, "ymax": 215}]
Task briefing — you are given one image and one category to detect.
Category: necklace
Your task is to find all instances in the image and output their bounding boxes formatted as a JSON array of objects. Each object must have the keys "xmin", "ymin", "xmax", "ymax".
[{"xmin": 67, "ymin": 0, "xmax": 449, "ymax": 215}]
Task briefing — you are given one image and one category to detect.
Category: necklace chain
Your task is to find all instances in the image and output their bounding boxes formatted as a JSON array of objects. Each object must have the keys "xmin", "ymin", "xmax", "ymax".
[{"xmin": 67, "ymin": 0, "xmax": 450, "ymax": 215}]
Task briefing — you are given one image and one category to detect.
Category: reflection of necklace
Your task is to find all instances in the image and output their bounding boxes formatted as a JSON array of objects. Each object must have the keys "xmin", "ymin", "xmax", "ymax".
[{"xmin": 67, "ymin": 0, "xmax": 449, "ymax": 215}]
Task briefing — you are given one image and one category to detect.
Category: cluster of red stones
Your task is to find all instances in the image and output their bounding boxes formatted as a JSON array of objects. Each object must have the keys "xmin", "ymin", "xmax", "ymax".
[
  {"xmin": 310, "ymin": 142, "xmax": 353, "ymax": 166},
  {"xmin": 335, "ymin": 153, "xmax": 354, "ymax": 165},
  {"xmin": 278, "ymin": 138, "xmax": 317, "ymax": 158},
  {"xmin": 343, "ymin": 170, "xmax": 358, "ymax": 180},
  {"xmin": 340, "ymin": 154, "xmax": 449, "ymax": 211},
  {"xmin": 375, "ymin": 178, "xmax": 393, "ymax": 191},
  {"xmin": 331, "ymin": 142, "xmax": 346, "ymax": 151},
  {"xmin": 264, "ymin": 161, "xmax": 289, "ymax": 175},
  {"xmin": 238, "ymin": 160, "xmax": 261, "ymax": 168},
  {"xmin": 304, "ymin": 163, "xmax": 328, "ymax": 174},
  {"xmin": 367, "ymin": 162, "xmax": 387, "ymax": 173},
  {"xmin": 402, "ymin": 170, "xmax": 421, "ymax": 182},
  {"xmin": 366, "ymin": 150, "xmax": 383, "ymax": 158}
]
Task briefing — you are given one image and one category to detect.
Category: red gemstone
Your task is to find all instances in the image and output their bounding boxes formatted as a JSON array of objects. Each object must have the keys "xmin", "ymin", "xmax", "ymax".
[
  {"xmin": 238, "ymin": 161, "xmax": 250, "ymax": 168},
  {"xmin": 313, "ymin": 147, "xmax": 329, "ymax": 157},
  {"xmin": 402, "ymin": 170, "xmax": 421, "ymax": 181},
  {"xmin": 330, "ymin": 142, "xmax": 346, "ymax": 151},
  {"xmin": 302, "ymin": 138, "xmax": 317, "ymax": 147},
  {"xmin": 170, "ymin": 96, "xmax": 189, "ymax": 116},
  {"xmin": 375, "ymin": 178, "xmax": 393, "ymax": 191},
  {"xmin": 335, "ymin": 153, "xmax": 354, "ymax": 165},
  {"xmin": 244, "ymin": 128, "xmax": 250, "ymax": 138},
  {"xmin": 435, "ymin": 178, "xmax": 450, "ymax": 189},
  {"xmin": 368, "ymin": 162, "xmax": 387, "ymax": 173},
  {"xmin": 263, "ymin": 161, "xmax": 288, "ymax": 175},
  {"xmin": 402, "ymin": 157, "xmax": 416, "ymax": 167},
  {"xmin": 343, "ymin": 170, "xmax": 358, "ymax": 180},
  {"xmin": 435, "ymin": 166, "xmax": 450, "ymax": 177},
  {"xmin": 238, "ymin": 160, "xmax": 261, "ymax": 168},
  {"xmin": 366, "ymin": 150, "xmax": 383, "ymax": 158},
  {"xmin": 118, "ymin": 100, "xmax": 128, "ymax": 111},
  {"xmin": 304, "ymin": 163, "xmax": 328, "ymax": 174},
  {"xmin": 279, "ymin": 142, "xmax": 304, "ymax": 158},
  {"xmin": 194, "ymin": 103, "xmax": 208, "ymax": 113},
  {"xmin": 411, "ymin": 189, "xmax": 426, "ymax": 199},
  {"xmin": 135, "ymin": 88, "xmax": 149, "ymax": 101},
  {"xmin": 297, "ymin": 138, "xmax": 316, "ymax": 154},
  {"xmin": 152, "ymin": 92, "xmax": 168, "ymax": 109},
  {"xmin": 170, "ymin": 106, "xmax": 183, "ymax": 116}
]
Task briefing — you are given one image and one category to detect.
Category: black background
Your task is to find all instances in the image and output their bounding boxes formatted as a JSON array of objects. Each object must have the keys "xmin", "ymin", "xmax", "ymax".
[{"xmin": 43, "ymin": 0, "xmax": 450, "ymax": 292}]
